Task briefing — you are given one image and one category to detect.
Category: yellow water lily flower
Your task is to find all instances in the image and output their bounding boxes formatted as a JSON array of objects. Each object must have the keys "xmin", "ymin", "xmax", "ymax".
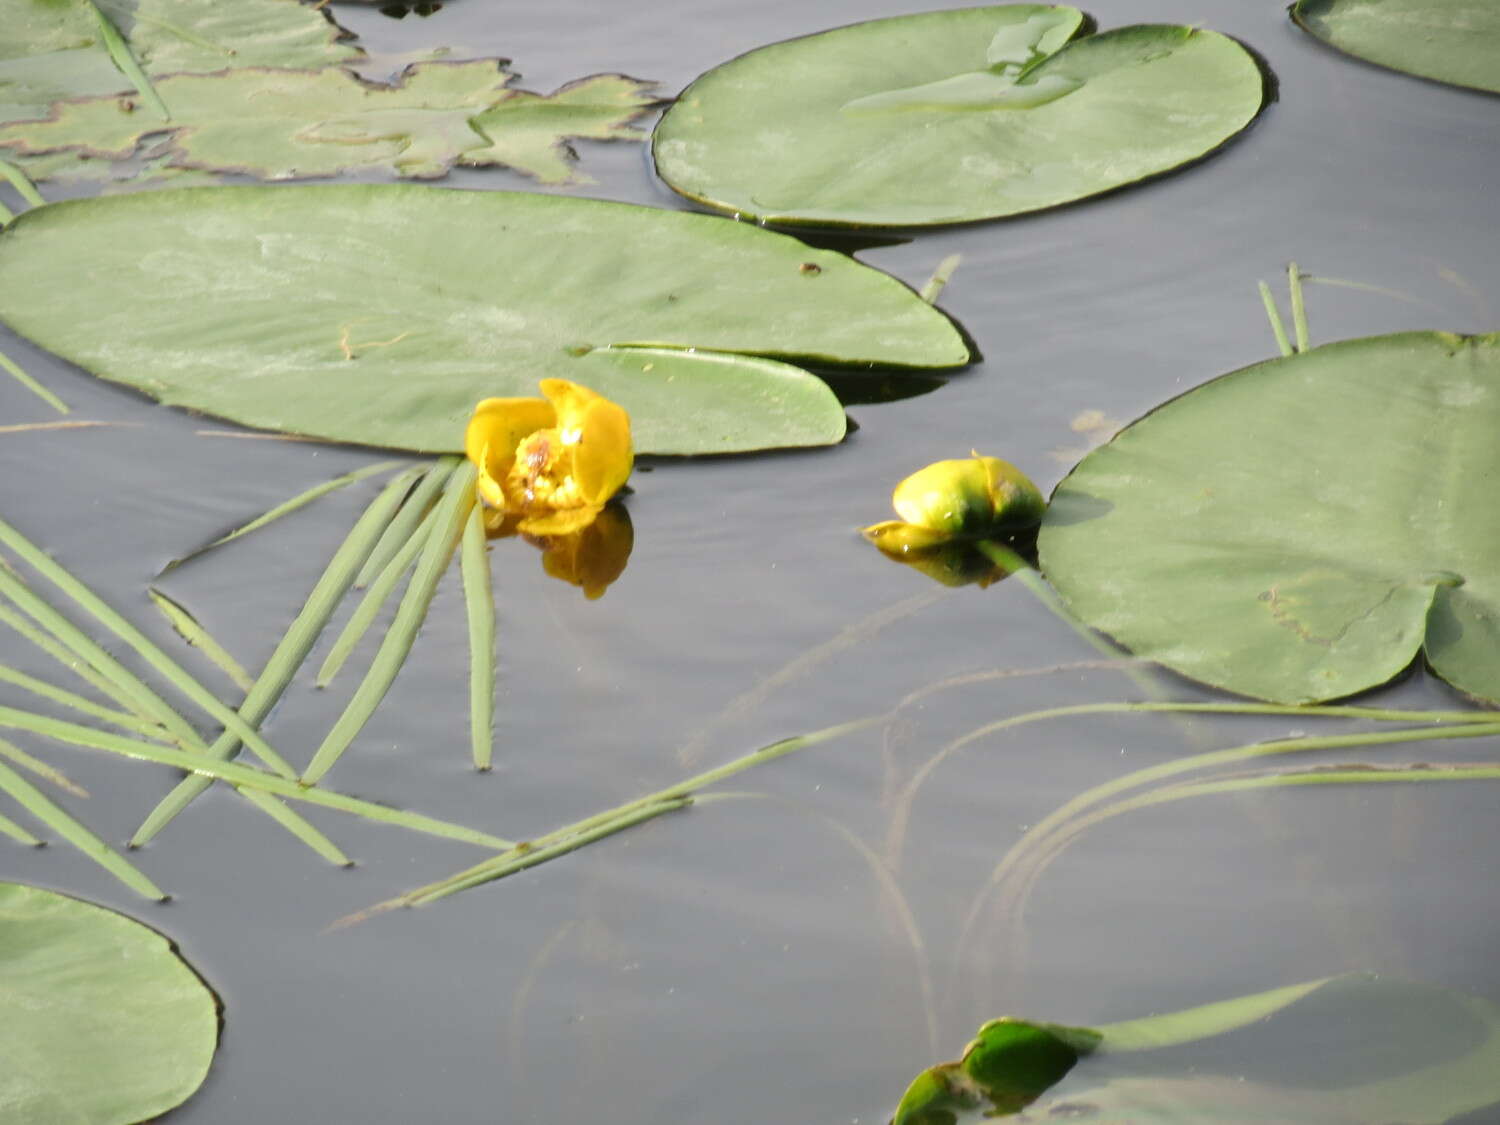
[
  {"xmin": 862, "ymin": 452, "xmax": 1044, "ymax": 552},
  {"xmin": 465, "ymin": 379, "xmax": 633, "ymax": 536}
]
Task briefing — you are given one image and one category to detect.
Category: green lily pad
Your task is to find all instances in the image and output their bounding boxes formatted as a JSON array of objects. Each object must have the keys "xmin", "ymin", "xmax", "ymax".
[
  {"xmin": 1038, "ymin": 331, "xmax": 1500, "ymax": 705},
  {"xmin": 0, "ymin": 881, "xmax": 219, "ymax": 1123},
  {"xmin": 1291, "ymin": 0, "xmax": 1500, "ymax": 95},
  {"xmin": 1, "ymin": 0, "xmax": 359, "ymax": 123},
  {"xmin": 0, "ymin": 62, "xmax": 660, "ymax": 184},
  {"xmin": 0, "ymin": 185, "xmax": 966, "ymax": 454},
  {"xmin": 652, "ymin": 6, "xmax": 1265, "ymax": 228}
]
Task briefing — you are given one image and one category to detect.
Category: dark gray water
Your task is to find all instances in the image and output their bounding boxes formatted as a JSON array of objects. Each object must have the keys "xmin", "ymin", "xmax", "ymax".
[{"xmin": 2, "ymin": 1, "xmax": 1499, "ymax": 1121}]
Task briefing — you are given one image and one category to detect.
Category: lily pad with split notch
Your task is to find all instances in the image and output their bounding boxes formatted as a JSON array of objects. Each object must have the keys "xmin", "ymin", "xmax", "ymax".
[
  {"xmin": 1038, "ymin": 331, "xmax": 1500, "ymax": 705},
  {"xmin": 652, "ymin": 5, "xmax": 1266, "ymax": 228},
  {"xmin": 0, "ymin": 184, "xmax": 966, "ymax": 454}
]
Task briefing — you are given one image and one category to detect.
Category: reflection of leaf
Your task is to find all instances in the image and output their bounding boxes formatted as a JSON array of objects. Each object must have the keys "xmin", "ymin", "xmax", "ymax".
[
  {"xmin": 1042, "ymin": 976, "xmax": 1500, "ymax": 1124},
  {"xmin": 0, "ymin": 882, "xmax": 219, "ymax": 1123},
  {"xmin": 0, "ymin": 62, "xmax": 660, "ymax": 184},
  {"xmin": 1039, "ymin": 331, "xmax": 1500, "ymax": 704},
  {"xmin": 894, "ymin": 976, "xmax": 1500, "ymax": 1124},
  {"xmin": 653, "ymin": 6, "xmax": 1265, "ymax": 227},
  {"xmin": 0, "ymin": 185, "xmax": 961, "ymax": 454},
  {"xmin": 1291, "ymin": 0, "xmax": 1500, "ymax": 94}
]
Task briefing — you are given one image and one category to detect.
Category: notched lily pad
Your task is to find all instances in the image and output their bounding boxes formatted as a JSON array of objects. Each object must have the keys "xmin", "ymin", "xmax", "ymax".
[
  {"xmin": 1038, "ymin": 331, "xmax": 1500, "ymax": 705},
  {"xmin": 0, "ymin": 61, "xmax": 660, "ymax": 184},
  {"xmin": 0, "ymin": 881, "xmax": 220, "ymax": 1123},
  {"xmin": 652, "ymin": 5, "xmax": 1266, "ymax": 227},
  {"xmin": 0, "ymin": 184, "xmax": 966, "ymax": 454},
  {"xmin": 1291, "ymin": 0, "xmax": 1500, "ymax": 94}
]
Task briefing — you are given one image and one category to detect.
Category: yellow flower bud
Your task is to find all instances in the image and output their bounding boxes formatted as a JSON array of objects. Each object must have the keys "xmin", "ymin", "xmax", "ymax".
[{"xmin": 889, "ymin": 453, "xmax": 1044, "ymax": 536}]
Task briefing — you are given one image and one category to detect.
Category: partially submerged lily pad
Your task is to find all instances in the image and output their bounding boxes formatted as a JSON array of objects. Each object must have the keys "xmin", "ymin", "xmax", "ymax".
[
  {"xmin": 0, "ymin": 881, "xmax": 219, "ymax": 1122},
  {"xmin": 652, "ymin": 5, "xmax": 1266, "ymax": 227},
  {"xmin": 0, "ymin": 185, "xmax": 964, "ymax": 453},
  {"xmin": 1291, "ymin": 0, "xmax": 1500, "ymax": 94},
  {"xmin": 894, "ymin": 976, "xmax": 1500, "ymax": 1124},
  {"xmin": 0, "ymin": 62, "xmax": 659, "ymax": 184},
  {"xmin": 1038, "ymin": 331, "xmax": 1500, "ymax": 705}
]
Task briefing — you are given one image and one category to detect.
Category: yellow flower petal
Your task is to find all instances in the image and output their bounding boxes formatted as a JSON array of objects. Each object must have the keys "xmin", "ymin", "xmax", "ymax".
[
  {"xmin": 517, "ymin": 505, "xmax": 604, "ymax": 537},
  {"xmin": 861, "ymin": 520, "xmax": 953, "ymax": 554},
  {"xmin": 465, "ymin": 396, "xmax": 555, "ymax": 492},
  {"xmin": 571, "ymin": 396, "xmax": 633, "ymax": 505}
]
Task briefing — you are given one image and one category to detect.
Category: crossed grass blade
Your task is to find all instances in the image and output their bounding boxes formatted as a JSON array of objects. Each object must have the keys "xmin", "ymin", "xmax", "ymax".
[
  {"xmin": 317, "ymin": 502, "xmax": 438, "ymax": 687},
  {"xmin": 302, "ymin": 459, "xmax": 475, "ymax": 785},
  {"xmin": 0, "ymin": 755, "xmax": 165, "ymax": 899},
  {"xmin": 355, "ymin": 458, "xmax": 456, "ymax": 588},
  {"xmin": 0, "ymin": 704, "xmax": 513, "ymax": 850},
  {"xmin": 133, "ymin": 464, "xmax": 427, "ymax": 845},
  {"xmin": 0, "ymin": 516, "xmax": 301, "ymax": 776},
  {"xmin": 0, "ymin": 603, "xmax": 160, "ymax": 723},
  {"xmin": 0, "ymin": 662, "xmax": 162, "ymax": 740}
]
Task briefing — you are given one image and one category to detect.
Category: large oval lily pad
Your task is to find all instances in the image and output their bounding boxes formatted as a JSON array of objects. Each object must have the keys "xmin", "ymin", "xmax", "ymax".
[
  {"xmin": 0, "ymin": 881, "xmax": 219, "ymax": 1123},
  {"xmin": 652, "ymin": 6, "xmax": 1265, "ymax": 228},
  {"xmin": 1038, "ymin": 332, "xmax": 1500, "ymax": 705},
  {"xmin": 1291, "ymin": 0, "xmax": 1500, "ymax": 95},
  {"xmin": 0, "ymin": 185, "xmax": 967, "ymax": 453}
]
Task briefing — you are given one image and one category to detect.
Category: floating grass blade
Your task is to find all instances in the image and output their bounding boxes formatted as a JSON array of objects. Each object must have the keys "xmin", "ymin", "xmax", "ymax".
[
  {"xmin": 148, "ymin": 589, "xmax": 254, "ymax": 692},
  {"xmin": 234, "ymin": 788, "xmax": 351, "ymax": 866},
  {"xmin": 356, "ymin": 458, "xmax": 456, "ymax": 588},
  {"xmin": 159, "ymin": 459, "xmax": 405, "ymax": 574},
  {"xmin": 0, "ymin": 517, "xmax": 299, "ymax": 776},
  {"xmin": 0, "ymin": 735, "xmax": 87, "ymax": 798},
  {"xmin": 317, "ymin": 503, "xmax": 438, "ymax": 687},
  {"xmin": 0, "ymin": 199, "xmax": 13, "ymax": 225},
  {"xmin": 302, "ymin": 462, "xmax": 476, "ymax": 785},
  {"xmin": 1289, "ymin": 260, "xmax": 1309, "ymax": 353},
  {"xmin": 0, "ymin": 756, "xmax": 166, "ymax": 899},
  {"xmin": 0, "ymin": 348, "xmax": 68, "ymax": 414},
  {"xmin": 354, "ymin": 713, "xmax": 885, "ymax": 915},
  {"xmin": 0, "ymin": 809, "xmax": 40, "ymax": 846},
  {"xmin": 919, "ymin": 253, "xmax": 962, "ymax": 304},
  {"xmin": 0, "ymin": 159, "xmax": 46, "ymax": 208},
  {"xmin": 1258, "ymin": 280, "xmax": 1294, "ymax": 358},
  {"xmin": 461, "ymin": 504, "xmax": 496, "ymax": 771},
  {"xmin": 85, "ymin": 0, "xmax": 170, "ymax": 121},
  {"xmin": 0, "ymin": 604, "xmax": 157, "ymax": 723},
  {"xmin": 0, "ymin": 663, "xmax": 162, "ymax": 740},
  {"xmin": 0, "ymin": 705, "xmax": 513, "ymax": 849},
  {"xmin": 133, "ymin": 465, "xmax": 425, "ymax": 845},
  {"xmin": 0, "ymin": 563, "xmax": 204, "ymax": 748}
]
